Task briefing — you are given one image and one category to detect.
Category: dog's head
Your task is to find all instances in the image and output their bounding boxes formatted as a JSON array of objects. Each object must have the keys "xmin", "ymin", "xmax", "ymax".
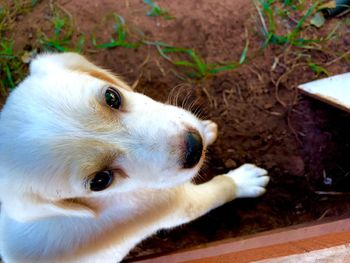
[{"xmin": 0, "ymin": 53, "xmax": 209, "ymax": 222}]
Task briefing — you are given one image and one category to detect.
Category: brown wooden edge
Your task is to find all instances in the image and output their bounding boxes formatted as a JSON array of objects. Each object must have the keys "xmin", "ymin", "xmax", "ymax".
[{"xmin": 130, "ymin": 215, "xmax": 350, "ymax": 263}]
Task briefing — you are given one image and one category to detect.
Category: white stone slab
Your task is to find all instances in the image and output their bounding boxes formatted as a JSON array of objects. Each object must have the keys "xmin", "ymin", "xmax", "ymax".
[{"xmin": 298, "ymin": 73, "xmax": 350, "ymax": 113}]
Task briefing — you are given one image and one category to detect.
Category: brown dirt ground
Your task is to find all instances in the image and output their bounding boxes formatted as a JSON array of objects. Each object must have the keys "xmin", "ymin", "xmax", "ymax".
[{"xmin": 5, "ymin": 0, "xmax": 350, "ymax": 260}]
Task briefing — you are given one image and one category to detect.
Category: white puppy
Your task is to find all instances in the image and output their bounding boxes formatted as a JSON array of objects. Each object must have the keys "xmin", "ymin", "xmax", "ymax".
[{"xmin": 0, "ymin": 53, "xmax": 269, "ymax": 263}]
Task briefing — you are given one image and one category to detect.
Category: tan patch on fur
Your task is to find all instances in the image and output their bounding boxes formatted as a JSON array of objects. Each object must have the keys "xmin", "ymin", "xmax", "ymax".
[
  {"xmin": 87, "ymin": 70, "xmax": 121, "ymax": 87},
  {"xmin": 85, "ymin": 98, "xmax": 122, "ymax": 130},
  {"xmin": 56, "ymin": 56, "xmax": 132, "ymax": 131},
  {"xmin": 79, "ymin": 68, "xmax": 132, "ymax": 91},
  {"xmin": 56, "ymin": 198, "xmax": 97, "ymax": 217},
  {"xmin": 113, "ymin": 168, "xmax": 128, "ymax": 179},
  {"xmin": 79, "ymin": 147, "xmax": 120, "ymax": 177},
  {"xmin": 72, "ymin": 189, "xmax": 179, "ymax": 259},
  {"xmin": 74, "ymin": 69, "xmax": 130, "ymax": 131},
  {"xmin": 54, "ymin": 138, "xmax": 122, "ymax": 177}
]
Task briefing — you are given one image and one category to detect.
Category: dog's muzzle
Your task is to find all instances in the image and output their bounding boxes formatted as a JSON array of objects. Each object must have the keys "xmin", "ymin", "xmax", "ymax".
[{"xmin": 182, "ymin": 131, "xmax": 203, "ymax": 169}]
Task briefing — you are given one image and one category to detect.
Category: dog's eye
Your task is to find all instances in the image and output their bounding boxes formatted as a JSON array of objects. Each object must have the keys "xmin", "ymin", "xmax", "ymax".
[
  {"xmin": 90, "ymin": 170, "xmax": 113, "ymax": 191},
  {"xmin": 105, "ymin": 88, "xmax": 122, "ymax": 109}
]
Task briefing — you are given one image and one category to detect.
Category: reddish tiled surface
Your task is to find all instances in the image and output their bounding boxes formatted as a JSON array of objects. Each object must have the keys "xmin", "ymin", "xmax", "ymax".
[
  {"xmin": 184, "ymin": 232, "xmax": 350, "ymax": 263},
  {"xmin": 133, "ymin": 217, "xmax": 350, "ymax": 263},
  {"xmin": 255, "ymin": 244, "xmax": 350, "ymax": 263}
]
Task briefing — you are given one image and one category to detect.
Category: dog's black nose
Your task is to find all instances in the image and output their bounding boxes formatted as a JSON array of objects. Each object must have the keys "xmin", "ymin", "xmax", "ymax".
[{"xmin": 183, "ymin": 131, "xmax": 203, "ymax": 169}]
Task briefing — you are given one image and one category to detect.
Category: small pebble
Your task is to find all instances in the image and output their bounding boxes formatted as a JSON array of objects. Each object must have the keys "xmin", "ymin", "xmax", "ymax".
[{"xmin": 224, "ymin": 159, "xmax": 237, "ymax": 169}]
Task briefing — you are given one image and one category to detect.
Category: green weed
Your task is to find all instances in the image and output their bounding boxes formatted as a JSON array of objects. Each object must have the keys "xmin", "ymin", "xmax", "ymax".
[
  {"xmin": 259, "ymin": 0, "xmax": 321, "ymax": 48},
  {"xmin": 39, "ymin": 10, "xmax": 85, "ymax": 53},
  {"xmin": 92, "ymin": 14, "xmax": 140, "ymax": 49},
  {"xmin": 92, "ymin": 13, "xmax": 245, "ymax": 79},
  {"xmin": 308, "ymin": 62, "xmax": 331, "ymax": 76},
  {"xmin": 257, "ymin": 0, "xmax": 350, "ymax": 77},
  {"xmin": 144, "ymin": 41, "xmax": 247, "ymax": 79},
  {"xmin": 0, "ymin": 39, "xmax": 27, "ymax": 95},
  {"xmin": 0, "ymin": 40, "xmax": 16, "ymax": 91},
  {"xmin": 143, "ymin": 0, "xmax": 174, "ymax": 20},
  {"xmin": 0, "ymin": 5, "xmax": 8, "ymax": 35},
  {"xmin": 0, "ymin": 1, "xmax": 39, "ymax": 95}
]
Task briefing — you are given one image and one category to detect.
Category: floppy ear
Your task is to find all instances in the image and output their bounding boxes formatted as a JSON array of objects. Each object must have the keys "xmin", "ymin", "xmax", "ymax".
[
  {"xmin": 2, "ymin": 193, "xmax": 97, "ymax": 223},
  {"xmin": 30, "ymin": 52, "xmax": 132, "ymax": 90}
]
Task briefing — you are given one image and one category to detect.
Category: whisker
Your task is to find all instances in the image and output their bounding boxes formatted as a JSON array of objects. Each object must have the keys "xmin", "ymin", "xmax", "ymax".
[{"xmin": 166, "ymin": 83, "xmax": 209, "ymax": 120}]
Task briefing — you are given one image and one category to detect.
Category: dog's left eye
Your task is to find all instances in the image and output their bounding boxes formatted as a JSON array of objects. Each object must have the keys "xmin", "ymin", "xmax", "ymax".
[
  {"xmin": 105, "ymin": 88, "xmax": 122, "ymax": 109},
  {"xmin": 90, "ymin": 170, "xmax": 114, "ymax": 191}
]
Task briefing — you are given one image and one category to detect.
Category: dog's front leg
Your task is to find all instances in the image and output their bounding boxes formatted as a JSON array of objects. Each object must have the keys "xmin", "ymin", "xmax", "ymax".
[
  {"xmin": 166, "ymin": 164, "xmax": 269, "ymax": 228},
  {"xmin": 160, "ymin": 120, "xmax": 269, "ymax": 228}
]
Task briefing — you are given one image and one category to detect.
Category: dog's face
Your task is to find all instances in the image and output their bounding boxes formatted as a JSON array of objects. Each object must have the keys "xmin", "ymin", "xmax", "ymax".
[{"xmin": 0, "ymin": 53, "xmax": 209, "ymax": 221}]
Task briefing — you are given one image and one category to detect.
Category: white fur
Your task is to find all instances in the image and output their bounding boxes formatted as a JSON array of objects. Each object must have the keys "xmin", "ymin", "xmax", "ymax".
[{"xmin": 0, "ymin": 53, "xmax": 269, "ymax": 263}]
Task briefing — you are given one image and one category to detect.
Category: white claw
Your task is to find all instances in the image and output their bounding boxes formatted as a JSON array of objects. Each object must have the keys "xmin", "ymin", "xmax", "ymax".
[{"xmin": 224, "ymin": 163, "xmax": 269, "ymax": 198}]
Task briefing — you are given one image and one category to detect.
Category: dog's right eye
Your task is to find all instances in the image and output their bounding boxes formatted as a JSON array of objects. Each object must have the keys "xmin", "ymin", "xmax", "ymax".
[
  {"xmin": 105, "ymin": 88, "xmax": 122, "ymax": 109},
  {"xmin": 90, "ymin": 170, "xmax": 114, "ymax": 191}
]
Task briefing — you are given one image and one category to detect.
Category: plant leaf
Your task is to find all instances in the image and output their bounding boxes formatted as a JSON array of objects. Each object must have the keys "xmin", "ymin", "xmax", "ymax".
[
  {"xmin": 308, "ymin": 62, "xmax": 331, "ymax": 76},
  {"xmin": 239, "ymin": 39, "xmax": 249, "ymax": 64},
  {"xmin": 310, "ymin": 12, "xmax": 325, "ymax": 28},
  {"xmin": 208, "ymin": 63, "xmax": 239, "ymax": 74}
]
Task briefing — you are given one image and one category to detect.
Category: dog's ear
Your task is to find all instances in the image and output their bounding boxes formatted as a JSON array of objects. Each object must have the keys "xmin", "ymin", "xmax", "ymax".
[
  {"xmin": 29, "ymin": 52, "xmax": 132, "ymax": 90},
  {"xmin": 2, "ymin": 193, "xmax": 97, "ymax": 222}
]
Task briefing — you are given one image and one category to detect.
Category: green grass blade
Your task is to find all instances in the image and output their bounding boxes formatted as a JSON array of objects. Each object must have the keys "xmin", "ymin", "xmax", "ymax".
[
  {"xmin": 186, "ymin": 49, "xmax": 207, "ymax": 76},
  {"xmin": 142, "ymin": 40, "xmax": 171, "ymax": 47},
  {"xmin": 143, "ymin": 0, "xmax": 174, "ymax": 19},
  {"xmin": 239, "ymin": 39, "xmax": 249, "ymax": 64},
  {"xmin": 288, "ymin": 2, "xmax": 319, "ymax": 41},
  {"xmin": 75, "ymin": 35, "xmax": 85, "ymax": 53},
  {"xmin": 172, "ymin": 60, "xmax": 196, "ymax": 68},
  {"xmin": 260, "ymin": 0, "xmax": 276, "ymax": 33},
  {"xmin": 92, "ymin": 14, "xmax": 140, "ymax": 49},
  {"xmin": 208, "ymin": 63, "xmax": 239, "ymax": 74},
  {"xmin": 94, "ymin": 41, "xmax": 118, "ymax": 49},
  {"xmin": 308, "ymin": 62, "xmax": 331, "ymax": 76},
  {"xmin": 53, "ymin": 15, "xmax": 65, "ymax": 38},
  {"xmin": 162, "ymin": 46, "xmax": 190, "ymax": 53},
  {"xmin": 325, "ymin": 22, "xmax": 340, "ymax": 41},
  {"xmin": 155, "ymin": 45, "xmax": 173, "ymax": 61},
  {"xmin": 121, "ymin": 42, "xmax": 141, "ymax": 48},
  {"xmin": 4, "ymin": 63, "xmax": 15, "ymax": 89}
]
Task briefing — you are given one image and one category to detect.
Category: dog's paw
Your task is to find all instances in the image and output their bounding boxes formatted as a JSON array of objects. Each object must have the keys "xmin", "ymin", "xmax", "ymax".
[
  {"xmin": 202, "ymin": 120, "xmax": 218, "ymax": 146},
  {"xmin": 224, "ymin": 164, "xmax": 269, "ymax": 198}
]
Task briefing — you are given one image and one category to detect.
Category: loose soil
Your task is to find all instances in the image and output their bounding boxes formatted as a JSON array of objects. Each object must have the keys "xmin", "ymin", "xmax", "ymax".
[{"xmin": 5, "ymin": 0, "xmax": 350, "ymax": 261}]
